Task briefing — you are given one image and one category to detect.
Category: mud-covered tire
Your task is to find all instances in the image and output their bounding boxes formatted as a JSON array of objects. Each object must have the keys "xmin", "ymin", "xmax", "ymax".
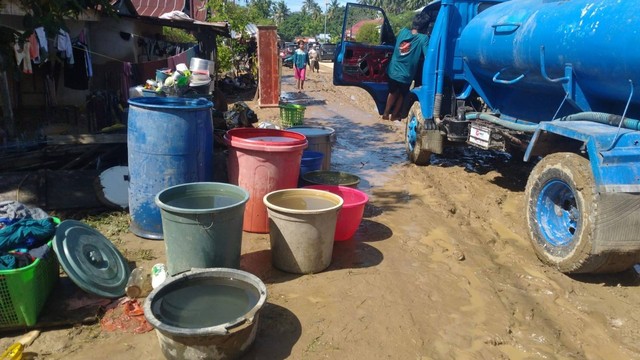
[
  {"xmin": 405, "ymin": 102, "xmax": 432, "ymax": 165},
  {"xmin": 525, "ymin": 153, "xmax": 637, "ymax": 274}
]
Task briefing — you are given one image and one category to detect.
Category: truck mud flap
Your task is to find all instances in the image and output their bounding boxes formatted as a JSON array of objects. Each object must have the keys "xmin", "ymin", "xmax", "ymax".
[
  {"xmin": 592, "ymin": 192, "xmax": 640, "ymax": 254},
  {"xmin": 420, "ymin": 129, "xmax": 444, "ymax": 154}
]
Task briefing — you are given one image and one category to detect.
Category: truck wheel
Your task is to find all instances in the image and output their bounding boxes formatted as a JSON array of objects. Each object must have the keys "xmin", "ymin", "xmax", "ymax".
[
  {"xmin": 525, "ymin": 153, "xmax": 637, "ymax": 273},
  {"xmin": 405, "ymin": 102, "xmax": 432, "ymax": 165}
]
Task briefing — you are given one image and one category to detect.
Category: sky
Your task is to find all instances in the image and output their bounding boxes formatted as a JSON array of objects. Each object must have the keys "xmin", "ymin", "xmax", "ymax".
[{"xmin": 284, "ymin": 0, "xmax": 349, "ymax": 13}]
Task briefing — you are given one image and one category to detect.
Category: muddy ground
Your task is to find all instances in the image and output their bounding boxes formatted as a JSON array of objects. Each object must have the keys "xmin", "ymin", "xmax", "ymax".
[{"xmin": 2, "ymin": 63, "xmax": 640, "ymax": 359}]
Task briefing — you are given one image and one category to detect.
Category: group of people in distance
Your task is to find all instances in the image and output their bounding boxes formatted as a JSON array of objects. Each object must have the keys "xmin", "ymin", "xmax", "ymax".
[{"xmin": 285, "ymin": 12, "xmax": 431, "ymax": 117}]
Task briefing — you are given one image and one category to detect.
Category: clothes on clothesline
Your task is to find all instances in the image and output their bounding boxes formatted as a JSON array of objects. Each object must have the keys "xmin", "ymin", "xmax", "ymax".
[
  {"xmin": 64, "ymin": 41, "xmax": 93, "ymax": 90},
  {"xmin": 35, "ymin": 27, "xmax": 48, "ymax": 58},
  {"xmin": 55, "ymin": 29, "xmax": 75, "ymax": 65},
  {"xmin": 13, "ymin": 35, "xmax": 33, "ymax": 74}
]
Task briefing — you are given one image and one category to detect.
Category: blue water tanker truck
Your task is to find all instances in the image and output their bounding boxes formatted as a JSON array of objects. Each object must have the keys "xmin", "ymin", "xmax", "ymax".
[{"xmin": 333, "ymin": 0, "xmax": 640, "ymax": 274}]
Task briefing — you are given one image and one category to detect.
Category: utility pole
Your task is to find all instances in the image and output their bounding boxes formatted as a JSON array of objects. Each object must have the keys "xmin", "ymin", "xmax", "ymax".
[{"xmin": 323, "ymin": 0, "xmax": 328, "ymax": 43}]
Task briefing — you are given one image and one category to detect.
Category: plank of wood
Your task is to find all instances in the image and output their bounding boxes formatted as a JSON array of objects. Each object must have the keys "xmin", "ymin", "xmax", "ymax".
[{"xmin": 46, "ymin": 134, "xmax": 126, "ymax": 145}]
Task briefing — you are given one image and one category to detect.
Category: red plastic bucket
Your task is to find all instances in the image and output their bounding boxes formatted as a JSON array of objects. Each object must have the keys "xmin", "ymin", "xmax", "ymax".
[
  {"xmin": 304, "ymin": 185, "xmax": 369, "ymax": 241},
  {"xmin": 225, "ymin": 128, "xmax": 308, "ymax": 233}
]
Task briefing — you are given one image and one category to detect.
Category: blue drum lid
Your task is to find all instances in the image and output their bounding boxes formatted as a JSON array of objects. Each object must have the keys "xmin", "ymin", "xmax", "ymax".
[{"xmin": 53, "ymin": 220, "xmax": 130, "ymax": 298}]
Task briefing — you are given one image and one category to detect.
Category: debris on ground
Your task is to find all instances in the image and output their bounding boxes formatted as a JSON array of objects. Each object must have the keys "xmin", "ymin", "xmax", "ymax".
[{"xmin": 100, "ymin": 298, "xmax": 153, "ymax": 334}]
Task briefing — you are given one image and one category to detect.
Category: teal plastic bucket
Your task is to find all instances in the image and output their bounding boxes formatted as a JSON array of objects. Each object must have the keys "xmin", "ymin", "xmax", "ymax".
[{"xmin": 155, "ymin": 182, "xmax": 249, "ymax": 276}]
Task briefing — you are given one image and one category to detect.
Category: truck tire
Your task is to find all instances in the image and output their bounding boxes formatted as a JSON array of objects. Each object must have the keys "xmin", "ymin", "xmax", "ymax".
[
  {"xmin": 405, "ymin": 102, "xmax": 432, "ymax": 165},
  {"xmin": 525, "ymin": 153, "xmax": 637, "ymax": 273}
]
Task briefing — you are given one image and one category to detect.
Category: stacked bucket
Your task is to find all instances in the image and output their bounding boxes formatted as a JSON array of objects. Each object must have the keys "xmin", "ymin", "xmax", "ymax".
[{"xmin": 127, "ymin": 96, "xmax": 367, "ymax": 358}]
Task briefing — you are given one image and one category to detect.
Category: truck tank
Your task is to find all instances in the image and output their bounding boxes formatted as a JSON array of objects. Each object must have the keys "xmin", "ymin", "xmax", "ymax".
[{"xmin": 458, "ymin": 0, "xmax": 640, "ymax": 122}]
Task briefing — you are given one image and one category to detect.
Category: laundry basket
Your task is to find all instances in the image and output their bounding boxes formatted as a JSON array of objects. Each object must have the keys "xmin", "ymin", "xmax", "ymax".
[{"xmin": 279, "ymin": 104, "xmax": 306, "ymax": 128}]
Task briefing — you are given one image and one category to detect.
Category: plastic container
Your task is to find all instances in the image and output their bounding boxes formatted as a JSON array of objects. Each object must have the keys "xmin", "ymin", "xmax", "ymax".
[
  {"xmin": 301, "ymin": 170, "xmax": 360, "ymax": 188},
  {"xmin": 189, "ymin": 57, "xmax": 214, "ymax": 76},
  {"xmin": 156, "ymin": 68, "xmax": 172, "ymax": 83},
  {"xmin": 300, "ymin": 150, "xmax": 324, "ymax": 176},
  {"xmin": 0, "ymin": 241, "xmax": 59, "ymax": 328},
  {"xmin": 151, "ymin": 263, "xmax": 168, "ymax": 289},
  {"xmin": 155, "ymin": 182, "xmax": 249, "ymax": 276},
  {"xmin": 125, "ymin": 267, "xmax": 146, "ymax": 298},
  {"xmin": 143, "ymin": 268, "xmax": 267, "ymax": 360},
  {"xmin": 305, "ymin": 185, "xmax": 369, "ymax": 241},
  {"xmin": 128, "ymin": 97, "xmax": 214, "ymax": 239},
  {"xmin": 287, "ymin": 126, "xmax": 336, "ymax": 170},
  {"xmin": 264, "ymin": 188, "xmax": 343, "ymax": 273},
  {"xmin": 224, "ymin": 128, "xmax": 308, "ymax": 233},
  {"xmin": 279, "ymin": 104, "xmax": 306, "ymax": 128}
]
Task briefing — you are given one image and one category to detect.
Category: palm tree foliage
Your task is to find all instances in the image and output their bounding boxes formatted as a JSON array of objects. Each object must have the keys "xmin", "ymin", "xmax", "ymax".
[
  {"xmin": 302, "ymin": 0, "xmax": 323, "ymax": 21},
  {"xmin": 272, "ymin": 0, "xmax": 290, "ymax": 25},
  {"xmin": 358, "ymin": 0, "xmax": 424, "ymax": 14}
]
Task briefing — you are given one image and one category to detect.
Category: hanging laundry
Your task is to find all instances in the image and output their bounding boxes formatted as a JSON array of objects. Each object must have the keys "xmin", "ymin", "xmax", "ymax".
[
  {"xmin": 64, "ymin": 41, "xmax": 92, "ymax": 90},
  {"xmin": 55, "ymin": 29, "xmax": 74, "ymax": 65},
  {"xmin": 167, "ymin": 50, "xmax": 188, "ymax": 71},
  {"xmin": 29, "ymin": 33, "xmax": 40, "ymax": 64},
  {"xmin": 13, "ymin": 37, "xmax": 32, "ymax": 74},
  {"xmin": 122, "ymin": 62, "xmax": 133, "ymax": 103},
  {"xmin": 34, "ymin": 27, "xmax": 49, "ymax": 61}
]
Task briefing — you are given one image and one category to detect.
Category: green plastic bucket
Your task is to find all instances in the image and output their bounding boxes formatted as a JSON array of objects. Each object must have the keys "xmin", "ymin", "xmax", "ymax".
[{"xmin": 155, "ymin": 182, "xmax": 249, "ymax": 276}]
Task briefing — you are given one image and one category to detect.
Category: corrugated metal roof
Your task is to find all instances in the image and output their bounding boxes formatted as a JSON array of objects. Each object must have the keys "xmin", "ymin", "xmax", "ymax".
[
  {"xmin": 130, "ymin": 0, "xmax": 185, "ymax": 18},
  {"xmin": 191, "ymin": 0, "xmax": 207, "ymax": 22}
]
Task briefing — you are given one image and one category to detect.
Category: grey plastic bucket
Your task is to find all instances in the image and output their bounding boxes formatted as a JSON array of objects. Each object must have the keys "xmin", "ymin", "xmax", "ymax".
[
  {"xmin": 155, "ymin": 182, "xmax": 249, "ymax": 276},
  {"xmin": 263, "ymin": 188, "xmax": 343, "ymax": 274},
  {"xmin": 287, "ymin": 126, "xmax": 336, "ymax": 171},
  {"xmin": 143, "ymin": 268, "xmax": 267, "ymax": 360}
]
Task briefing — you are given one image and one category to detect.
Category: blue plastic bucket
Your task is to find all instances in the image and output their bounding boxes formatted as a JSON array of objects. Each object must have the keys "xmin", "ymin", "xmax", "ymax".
[
  {"xmin": 300, "ymin": 150, "xmax": 324, "ymax": 176},
  {"xmin": 128, "ymin": 97, "xmax": 214, "ymax": 239}
]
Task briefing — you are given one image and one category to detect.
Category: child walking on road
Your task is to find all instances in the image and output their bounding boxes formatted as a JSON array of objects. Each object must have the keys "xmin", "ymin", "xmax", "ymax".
[{"xmin": 291, "ymin": 40, "xmax": 309, "ymax": 92}]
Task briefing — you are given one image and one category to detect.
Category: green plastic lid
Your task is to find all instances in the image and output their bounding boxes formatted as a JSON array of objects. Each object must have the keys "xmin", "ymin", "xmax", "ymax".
[{"xmin": 53, "ymin": 220, "xmax": 130, "ymax": 298}]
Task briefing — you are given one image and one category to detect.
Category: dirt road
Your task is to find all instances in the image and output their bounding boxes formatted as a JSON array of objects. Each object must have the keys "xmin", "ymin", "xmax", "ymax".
[{"xmin": 3, "ymin": 64, "xmax": 640, "ymax": 359}]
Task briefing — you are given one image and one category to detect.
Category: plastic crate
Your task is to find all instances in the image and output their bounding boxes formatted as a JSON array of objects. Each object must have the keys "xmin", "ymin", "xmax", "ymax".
[
  {"xmin": 279, "ymin": 104, "xmax": 306, "ymax": 128},
  {"xmin": 0, "ymin": 241, "xmax": 59, "ymax": 328}
]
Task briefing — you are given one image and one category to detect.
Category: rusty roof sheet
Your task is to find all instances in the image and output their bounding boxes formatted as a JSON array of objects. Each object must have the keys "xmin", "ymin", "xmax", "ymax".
[{"xmin": 129, "ymin": 0, "xmax": 185, "ymax": 18}]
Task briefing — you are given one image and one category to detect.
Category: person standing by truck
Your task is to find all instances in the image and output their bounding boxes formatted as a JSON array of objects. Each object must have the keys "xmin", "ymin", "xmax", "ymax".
[
  {"xmin": 382, "ymin": 13, "xmax": 431, "ymax": 120},
  {"xmin": 289, "ymin": 40, "xmax": 309, "ymax": 92}
]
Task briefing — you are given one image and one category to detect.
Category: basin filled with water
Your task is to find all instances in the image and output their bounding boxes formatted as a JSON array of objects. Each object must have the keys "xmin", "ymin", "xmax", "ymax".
[
  {"xmin": 263, "ymin": 188, "xmax": 343, "ymax": 274},
  {"xmin": 143, "ymin": 268, "xmax": 267, "ymax": 360}
]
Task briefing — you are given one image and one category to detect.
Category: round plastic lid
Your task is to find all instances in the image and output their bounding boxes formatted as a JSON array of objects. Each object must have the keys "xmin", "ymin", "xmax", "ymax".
[
  {"xmin": 98, "ymin": 166, "xmax": 129, "ymax": 209},
  {"xmin": 53, "ymin": 220, "xmax": 131, "ymax": 298},
  {"xmin": 287, "ymin": 125, "xmax": 335, "ymax": 137}
]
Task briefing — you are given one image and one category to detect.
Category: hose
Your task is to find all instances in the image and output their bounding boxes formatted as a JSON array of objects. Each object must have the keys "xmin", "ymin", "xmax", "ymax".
[
  {"xmin": 465, "ymin": 112, "xmax": 539, "ymax": 133},
  {"xmin": 557, "ymin": 112, "xmax": 640, "ymax": 130},
  {"xmin": 465, "ymin": 111, "xmax": 640, "ymax": 133}
]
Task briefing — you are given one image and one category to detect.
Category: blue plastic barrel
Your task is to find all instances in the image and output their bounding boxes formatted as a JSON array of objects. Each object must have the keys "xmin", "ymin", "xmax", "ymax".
[{"xmin": 127, "ymin": 97, "xmax": 213, "ymax": 239}]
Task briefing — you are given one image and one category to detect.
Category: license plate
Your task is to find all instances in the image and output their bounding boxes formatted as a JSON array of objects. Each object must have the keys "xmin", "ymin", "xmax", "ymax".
[{"xmin": 468, "ymin": 124, "xmax": 491, "ymax": 149}]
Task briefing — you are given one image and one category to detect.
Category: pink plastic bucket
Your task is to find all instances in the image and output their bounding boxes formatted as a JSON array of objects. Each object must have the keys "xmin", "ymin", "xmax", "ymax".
[
  {"xmin": 225, "ymin": 128, "xmax": 308, "ymax": 233},
  {"xmin": 304, "ymin": 185, "xmax": 368, "ymax": 241}
]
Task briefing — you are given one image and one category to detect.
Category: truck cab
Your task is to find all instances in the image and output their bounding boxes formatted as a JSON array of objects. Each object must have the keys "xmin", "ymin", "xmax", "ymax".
[{"xmin": 334, "ymin": 0, "xmax": 640, "ymax": 274}]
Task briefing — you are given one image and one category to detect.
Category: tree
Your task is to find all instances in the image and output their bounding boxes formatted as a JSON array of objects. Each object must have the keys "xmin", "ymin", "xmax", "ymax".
[
  {"xmin": 302, "ymin": 0, "xmax": 322, "ymax": 21},
  {"xmin": 356, "ymin": 22, "xmax": 380, "ymax": 44},
  {"xmin": 278, "ymin": 12, "xmax": 306, "ymax": 41},
  {"xmin": 272, "ymin": 0, "xmax": 290, "ymax": 26},
  {"xmin": 249, "ymin": 0, "xmax": 273, "ymax": 20}
]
